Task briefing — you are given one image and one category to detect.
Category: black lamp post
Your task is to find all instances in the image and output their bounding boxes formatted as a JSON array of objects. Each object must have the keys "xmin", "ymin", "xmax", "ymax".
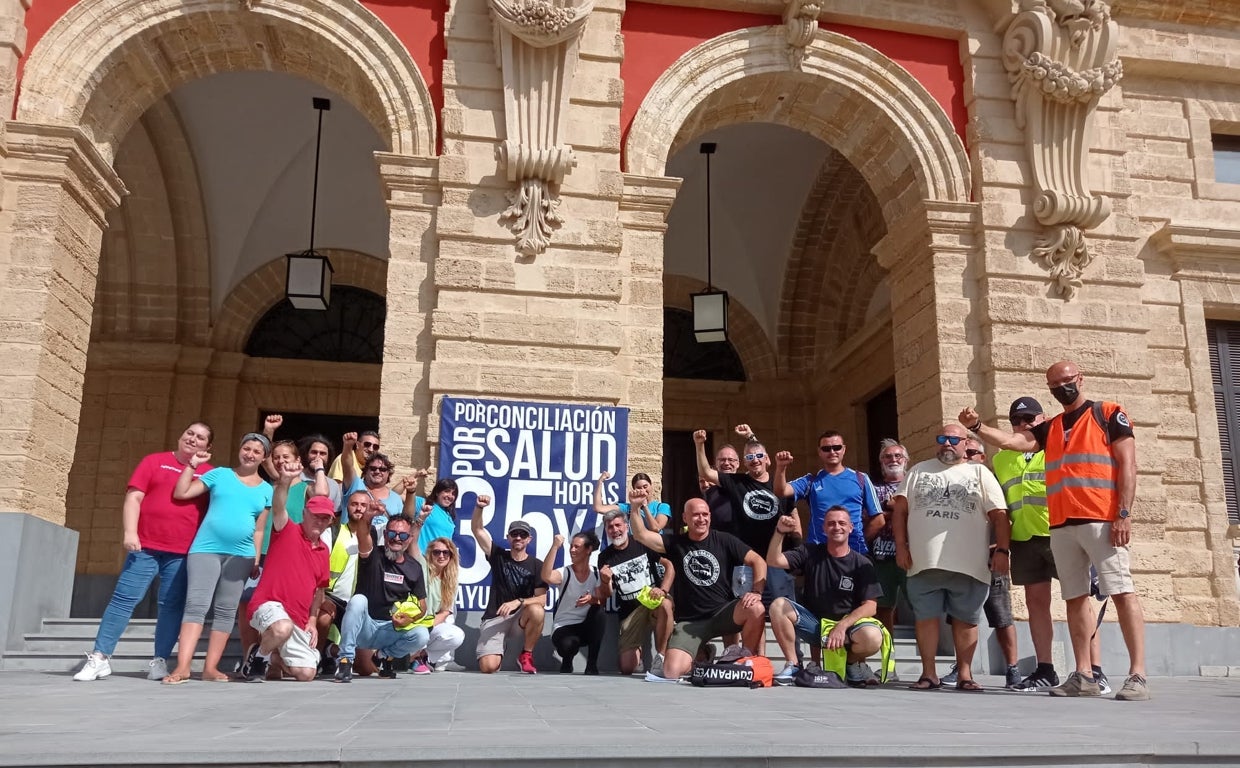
[
  {"xmin": 692, "ymin": 142, "xmax": 728, "ymax": 343},
  {"xmin": 285, "ymin": 97, "xmax": 335, "ymax": 311}
]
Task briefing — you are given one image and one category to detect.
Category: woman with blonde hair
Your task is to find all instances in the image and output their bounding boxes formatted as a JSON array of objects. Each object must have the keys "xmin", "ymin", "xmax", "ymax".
[{"xmin": 407, "ymin": 493, "xmax": 466, "ymax": 672}]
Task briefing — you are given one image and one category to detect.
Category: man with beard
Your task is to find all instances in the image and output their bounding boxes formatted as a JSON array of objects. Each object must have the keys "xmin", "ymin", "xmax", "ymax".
[
  {"xmin": 961, "ymin": 360, "xmax": 1148, "ymax": 701},
  {"xmin": 868, "ymin": 439, "xmax": 908, "ymax": 633},
  {"xmin": 333, "ymin": 509, "xmax": 429, "ymax": 682},
  {"xmin": 628, "ymin": 498, "xmax": 767, "ymax": 681},
  {"xmin": 313, "ymin": 489, "xmax": 369, "ymax": 674},
  {"xmin": 472, "ymin": 495, "xmax": 547, "ymax": 674},
  {"xmin": 694, "ymin": 425, "xmax": 795, "ymax": 604},
  {"xmin": 597, "ymin": 505, "xmax": 674, "ymax": 676},
  {"xmin": 892, "ymin": 424, "xmax": 1008, "ymax": 692}
]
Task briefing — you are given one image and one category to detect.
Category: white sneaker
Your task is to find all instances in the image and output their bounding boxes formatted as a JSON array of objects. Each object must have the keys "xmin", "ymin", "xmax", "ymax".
[
  {"xmin": 433, "ymin": 661, "xmax": 467, "ymax": 672},
  {"xmin": 650, "ymin": 652, "xmax": 665, "ymax": 678},
  {"xmin": 73, "ymin": 652, "xmax": 111, "ymax": 681},
  {"xmin": 147, "ymin": 657, "xmax": 169, "ymax": 681}
]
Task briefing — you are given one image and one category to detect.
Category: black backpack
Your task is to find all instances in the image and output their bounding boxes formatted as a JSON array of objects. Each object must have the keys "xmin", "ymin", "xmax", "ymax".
[{"xmin": 793, "ymin": 662, "xmax": 847, "ymax": 689}]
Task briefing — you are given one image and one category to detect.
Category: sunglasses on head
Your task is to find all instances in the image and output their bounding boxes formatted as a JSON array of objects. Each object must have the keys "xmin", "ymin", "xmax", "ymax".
[
  {"xmin": 965, "ymin": 449, "xmax": 985, "ymax": 458},
  {"xmin": 819, "ymin": 444, "xmax": 845, "ymax": 453},
  {"xmin": 508, "ymin": 530, "xmax": 530, "ymax": 540},
  {"xmin": 361, "ymin": 441, "xmax": 380, "ymax": 449},
  {"xmin": 744, "ymin": 452, "xmax": 765, "ymax": 461},
  {"xmin": 429, "ymin": 548, "xmax": 452, "ymax": 557},
  {"xmin": 936, "ymin": 435, "xmax": 964, "ymax": 446},
  {"xmin": 1011, "ymin": 414, "xmax": 1038, "ymax": 426},
  {"xmin": 385, "ymin": 531, "xmax": 411, "ymax": 542}
]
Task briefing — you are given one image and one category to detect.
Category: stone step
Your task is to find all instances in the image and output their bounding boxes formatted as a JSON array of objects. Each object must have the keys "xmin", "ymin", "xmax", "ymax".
[
  {"xmin": 0, "ymin": 648, "xmax": 246, "ymax": 674},
  {"xmin": 38, "ymin": 618, "xmax": 161, "ymax": 637},
  {"xmin": 19, "ymin": 633, "xmax": 245, "ymax": 657}
]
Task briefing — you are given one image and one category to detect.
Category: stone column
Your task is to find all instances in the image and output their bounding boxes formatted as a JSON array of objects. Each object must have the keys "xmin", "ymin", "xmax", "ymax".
[
  {"xmin": 0, "ymin": 122, "xmax": 125, "ymax": 525},
  {"xmin": 875, "ymin": 200, "xmax": 981, "ymax": 452},
  {"xmin": 376, "ymin": 153, "xmax": 440, "ymax": 473}
]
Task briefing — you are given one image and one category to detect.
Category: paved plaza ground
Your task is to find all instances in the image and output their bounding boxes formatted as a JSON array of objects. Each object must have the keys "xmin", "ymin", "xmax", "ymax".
[{"xmin": 1, "ymin": 670, "xmax": 1238, "ymax": 767}]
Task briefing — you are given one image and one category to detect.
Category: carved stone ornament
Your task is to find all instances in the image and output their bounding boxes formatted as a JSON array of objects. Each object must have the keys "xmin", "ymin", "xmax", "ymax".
[
  {"xmin": 490, "ymin": 0, "xmax": 593, "ymax": 255},
  {"xmin": 1002, "ymin": 0, "xmax": 1123, "ymax": 299},
  {"xmin": 782, "ymin": 0, "xmax": 821, "ymax": 70}
]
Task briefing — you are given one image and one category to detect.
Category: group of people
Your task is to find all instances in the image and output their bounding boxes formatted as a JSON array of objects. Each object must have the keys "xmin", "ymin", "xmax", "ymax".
[{"xmin": 73, "ymin": 359, "xmax": 1150, "ymax": 701}]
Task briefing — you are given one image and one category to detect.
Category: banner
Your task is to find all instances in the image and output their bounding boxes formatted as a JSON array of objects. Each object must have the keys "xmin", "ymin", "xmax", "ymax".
[{"xmin": 438, "ymin": 396, "xmax": 629, "ymax": 611}]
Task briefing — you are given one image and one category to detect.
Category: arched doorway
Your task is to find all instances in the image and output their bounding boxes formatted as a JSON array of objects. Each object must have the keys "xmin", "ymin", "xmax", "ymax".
[{"xmin": 12, "ymin": 0, "xmax": 437, "ymax": 603}]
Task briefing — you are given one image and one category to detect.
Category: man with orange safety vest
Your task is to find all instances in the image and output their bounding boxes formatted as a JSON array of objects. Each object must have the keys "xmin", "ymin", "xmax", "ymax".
[{"xmin": 960, "ymin": 360, "xmax": 1150, "ymax": 701}]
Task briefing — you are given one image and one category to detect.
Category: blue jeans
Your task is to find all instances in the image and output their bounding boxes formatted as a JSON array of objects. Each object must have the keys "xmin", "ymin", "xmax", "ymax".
[
  {"xmin": 94, "ymin": 549, "xmax": 187, "ymax": 658},
  {"xmin": 339, "ymin": 594, "xmax": 429, "ymax": 661}
]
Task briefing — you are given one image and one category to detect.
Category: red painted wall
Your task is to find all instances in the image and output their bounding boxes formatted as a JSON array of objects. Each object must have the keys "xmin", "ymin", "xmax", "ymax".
[
  {"xmin": 620, "ymin": 2, "xmax": 967, "ymax": 161},
  {"xmin": 15, "ymin": 0, "xmax": 446, "ymax": 142}
]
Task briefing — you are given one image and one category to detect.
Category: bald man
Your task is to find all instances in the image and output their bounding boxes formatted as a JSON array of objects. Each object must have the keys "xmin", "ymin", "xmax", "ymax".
[
  {"xmin": 628, "ymin": 498, "xmax": 767, "ymax": 680},
  {"xmin": 961, "ymin": 360, "xmax": 1148, "ymax": 702}
]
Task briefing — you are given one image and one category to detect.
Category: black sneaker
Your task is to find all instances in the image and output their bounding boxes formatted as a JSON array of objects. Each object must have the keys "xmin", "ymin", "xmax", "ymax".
[
  {"xmin": 559, "ymin": 658, "xmax": 574, "ymax": 674},
  {"xmin": 319, "ymin": 654, "xmax": 338, "ymax": 678},
  {"xmin": 1005, "ymin": 664, "xmax": 1021, "ymax": 689},
  {"xmin": 1012, "ymin": 668, "xmax": 1060, "ymax": 692},
  {"xmin": 239, "ymin": 643, "xmax": 267, "ymax": 682},
  {"xmin": 334, "ymin": 659, "xmax": 353, "ymax": 684},
  {"xmin": 377, "ymin": 655, "xmax": 397, "ymax": 679}
]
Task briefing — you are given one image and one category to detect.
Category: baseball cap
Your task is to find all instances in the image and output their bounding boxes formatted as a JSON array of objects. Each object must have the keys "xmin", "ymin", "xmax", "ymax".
[
  {"xmin": 507, "ymin": 519, "xmax": 534, "ymax": 537},
  {"xmin": 305, "ymin": 496, "xmax": 336, "ymax": 517},
  {"xmin": 1008, "ymin": 397, "xmax": 1044, "ymax": 421}
]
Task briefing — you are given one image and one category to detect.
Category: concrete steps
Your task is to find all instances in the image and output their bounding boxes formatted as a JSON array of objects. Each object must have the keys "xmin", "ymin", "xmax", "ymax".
[{"xmin": 1, "ymin": 618, "xmax": 243, "ymax": 674}]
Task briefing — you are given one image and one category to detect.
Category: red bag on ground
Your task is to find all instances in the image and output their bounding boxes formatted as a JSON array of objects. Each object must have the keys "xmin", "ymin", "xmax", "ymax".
[{"xmin": 689, "ymin": 655, "xmax": 774, "ymax": 688}]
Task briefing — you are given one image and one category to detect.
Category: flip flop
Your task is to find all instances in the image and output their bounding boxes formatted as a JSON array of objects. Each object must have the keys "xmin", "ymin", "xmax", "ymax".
[
  {"xmin": 956, "ymin": 679, "xmax": 985, "ymax": 692},
  {"xmin": 909, "ymin": 676, "xmax": 941, "ymax": 690},
  {"xmin": 161, "ymin": 672, "xmax": 190, "ymax": 685},
  {"xmin": 202, "ymin": 674, "xmax": 231, "ymax": 683}
]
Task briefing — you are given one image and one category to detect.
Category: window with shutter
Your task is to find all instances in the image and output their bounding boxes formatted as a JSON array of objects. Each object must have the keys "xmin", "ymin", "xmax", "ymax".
[{"xmin": 1206, "ymin": 320, "xmax": 1240, "ymax": 525}]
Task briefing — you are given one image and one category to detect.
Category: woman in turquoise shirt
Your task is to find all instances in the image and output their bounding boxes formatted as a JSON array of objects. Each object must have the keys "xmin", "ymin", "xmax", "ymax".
[
  {"xmin": 594, "ymin": 471, "xmax": 671, "ymax": 532},
  {"xmin": 163, "ymin": 432, "xmax": 273, "ymax": 683}
]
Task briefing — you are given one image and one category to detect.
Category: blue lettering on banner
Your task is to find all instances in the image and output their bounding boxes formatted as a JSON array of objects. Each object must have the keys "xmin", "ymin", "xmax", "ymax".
[{"xmin": 440, "ymin": 396, "xmax": 629, "ymax": 611}]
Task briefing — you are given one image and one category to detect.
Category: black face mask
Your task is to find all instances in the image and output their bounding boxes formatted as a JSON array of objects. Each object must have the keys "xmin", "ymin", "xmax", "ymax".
[{"xmin": 1050, "ymin": 381, "xmax": 1080, "ymax": 406}]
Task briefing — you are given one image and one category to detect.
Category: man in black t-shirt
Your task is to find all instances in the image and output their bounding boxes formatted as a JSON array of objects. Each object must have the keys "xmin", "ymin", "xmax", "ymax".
[
  {"xmin": 597, "ymin": 509, "xmax": 674, "ymax": 675},
  {"xmin": 693, "ymin": 425, "xmax": 796, "ymax": 606},
  {"xmin": 470, "ymin": 494, "xmax": 547, "ymax": 674},
  {"xmin": 767, "ymin": 506, "xmax": 882, "ymax": 685},
  {"xmin": 702, "ymin": 444, "xmax": 740, "ymax": 533},
  {"xmin": 334, "ymin": 508, "xmax": 428, "ymax": 682},
  {"xmin": 629, "ymin": 498, "xmax": 767, "ymax": 680}
]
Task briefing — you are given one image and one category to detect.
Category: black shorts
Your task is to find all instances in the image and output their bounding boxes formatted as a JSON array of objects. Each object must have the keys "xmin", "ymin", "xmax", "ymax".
[{"xmin": 1010, "ymin": 536, "xmax": 1057, "ymax": 586}]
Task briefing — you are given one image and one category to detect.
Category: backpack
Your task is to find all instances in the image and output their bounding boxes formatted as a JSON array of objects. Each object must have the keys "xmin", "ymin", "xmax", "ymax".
[
  {"xmin": 689, "ymin": 655, "xmax": 774, "ymax": 688},
  {"xmin": 793, "ymin": 662, "xmax": 847, "ymax": 689}
]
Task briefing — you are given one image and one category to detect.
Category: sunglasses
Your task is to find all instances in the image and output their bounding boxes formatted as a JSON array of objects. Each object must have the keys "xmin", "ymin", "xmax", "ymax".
[
  {"xmin": 1011, "ymin": 414, "xmax": 1038, "ymax": 426},
  {"xmin": 429, "ymin": 549, "xmax": 452, "ymax": 558},
  {"xmin": 366, "ymin": 466, "xmax": 390, "ymax": 473},
  {"xmin": 819, "ymin": 445, "xmax": 845, "ymax": 453},
  {"xmin": 361, "ymin": 441, "xmax": 380, "ymax": 449},
  {"xmin": 744, "ymin": 452, "xmax": 766, "ymax": 461},
  {"xmin": 935, "ymin": 435, "xmax": 964, "ymax": 446},
  {"xmin": 508, "ymin": 531, "xmax": 530, "ymax": 540},
  {"xmin": 385, "ymin": 531, "xmax": 411, "ymax": 542},
  {"xmin": 966, "ymin": 449, "xmax": 985, "ymax": 458}
]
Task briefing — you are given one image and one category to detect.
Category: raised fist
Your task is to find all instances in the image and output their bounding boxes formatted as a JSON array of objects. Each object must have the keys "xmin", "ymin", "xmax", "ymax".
[
  {"xmin": 775, "ymin": 451, "xmax": 794, "ymax": 468},
  {"xmin": 190, "ymin": 450, "xmax": 212, "ymax": 468},
  {"xmin": 475, "ymin": 494, "xmax": 492, "ymax": 508},
  {"xmin": 279, "ymin": 461, "xmax": 303, "ymax": 485},
  {"xmin": 734, "ymin": 424, "xmax": 753, "ymax": 438},
  {"xmin": 692, "ymin": 430, "xmax": 707, "ymax": 445},
  {"xmin": 598, "ymin": 471, "xmax": 612, "ymax": 482},
  {"xmin": 628, "ymin": 487, "xmax": 647, "ymax": 505},
  {"xmin": 308, "ymin": 455, "xmax": 325, "ymax": 472},
  {"xmin": 553, "ymin": 533, "xmax": 565, "ymax": 547},
  {"xmin": 343, "ymin": 432, "xmax": 358, "ymax": 448},
  {"xmin": 263, "ymin": 414, "xmax": 283, "ymax": 436},
  {"xmin": 416, "ymin": 503, "xmax": 432, "ymax": 526},
  {"xmin": 958, "ymin": 407, "xmax": 980, "ymax": 428}
]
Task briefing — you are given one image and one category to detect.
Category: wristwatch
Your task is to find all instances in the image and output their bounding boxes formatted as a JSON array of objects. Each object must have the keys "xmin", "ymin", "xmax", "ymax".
[
  {"xmin": 1118, "ymin": 508, "xmax": 1130, "ymax": 519},
  {"xmin": 993, "ymin": 548, "xmax": 1009, "ymax": 555}
]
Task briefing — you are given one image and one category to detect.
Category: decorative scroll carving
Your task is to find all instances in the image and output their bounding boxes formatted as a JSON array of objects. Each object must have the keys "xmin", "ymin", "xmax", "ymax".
[
  {"xmin": 490, "ymin": 0, "xmax": 593, "ymax": 255},
  {"xmin": 1002, "ymin": 0, "xmax": 1122, "ymax": 299},
  {"xmin": 782, "ymin": 0, "xmax": 820, "ymax": 70}
]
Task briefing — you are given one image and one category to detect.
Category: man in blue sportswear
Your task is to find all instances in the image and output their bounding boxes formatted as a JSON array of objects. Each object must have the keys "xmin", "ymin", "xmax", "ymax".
[{"xmin": 774, "ymin": 430, "xmax": 880, "ymax": 555}]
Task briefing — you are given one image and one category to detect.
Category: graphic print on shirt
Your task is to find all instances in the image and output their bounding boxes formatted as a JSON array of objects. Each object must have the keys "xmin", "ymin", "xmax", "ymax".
[
  {"xmin": 683, "ymin": 548, "xmax": 721, "ymax": 587},
  {"xmin": 742, "ymin": 487, "xmax": 780, "ymax": 521},
  {"xmin": 912, "ymin": 471, "xmax": 981, "ymax": 520},
  {"xmin": 501, "ymin": 559, "xmax": 536, "ymax": 593},
  {"xmin": 610, "ymin": 553, "xmax": 655, "ymax": 598}
]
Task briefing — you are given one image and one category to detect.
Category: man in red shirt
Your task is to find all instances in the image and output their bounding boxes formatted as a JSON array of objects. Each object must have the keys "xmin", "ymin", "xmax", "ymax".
[{"xmin": 239, "ymin": 462, "xmax": 334, "ymax": 682}]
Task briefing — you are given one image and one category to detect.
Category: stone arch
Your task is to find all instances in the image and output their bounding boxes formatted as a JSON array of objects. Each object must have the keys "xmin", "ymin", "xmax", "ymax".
[
  {"xmin": 664, "ymin": 273, "xmax": 778, "ymax": 381},
  {"xmin": 17, "ymin": 0, "xmax": 436, "ymax": 159},
  {"xmin": 625, "ymin": 26, "xmax": 971, "ymax": 214},
  {"xmin": 212, "ymin": 250, "xmax": 389, "ymax": 352}
]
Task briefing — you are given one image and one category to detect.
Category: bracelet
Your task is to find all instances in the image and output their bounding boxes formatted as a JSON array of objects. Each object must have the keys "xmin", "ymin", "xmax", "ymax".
[
  {"xmin": 967, "ymin": 421, "xmax": 982, "ymax": 433},
  {"xmin": 314, "ymin": 466, "xmax": 326, "ymax": 473},
  {"xmin": 994, "ymin": 548, "xmax": 1010, "ymax": 555}
]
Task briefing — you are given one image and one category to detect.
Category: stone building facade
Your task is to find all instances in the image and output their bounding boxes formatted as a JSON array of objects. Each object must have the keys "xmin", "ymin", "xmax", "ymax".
[{"xmin": 0, "ymin": 0, "xmax": 1238, "ymax": 652}]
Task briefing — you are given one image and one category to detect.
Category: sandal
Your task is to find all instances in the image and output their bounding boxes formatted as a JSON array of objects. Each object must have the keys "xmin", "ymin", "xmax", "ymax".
[
  {"xmin": 956, "ymin": 678, "xmax": 985, "ymax": 692},
  {"xmin": 161, "ymin": 672, "xmax": 190, "ymax": 685},
  {"xmin": 203, "ymin": 674, "xmax": 231, "ymax": 683},
  {"xmin": 909, "ymin": 676, "xmax": 941, "ymax": 690}
]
